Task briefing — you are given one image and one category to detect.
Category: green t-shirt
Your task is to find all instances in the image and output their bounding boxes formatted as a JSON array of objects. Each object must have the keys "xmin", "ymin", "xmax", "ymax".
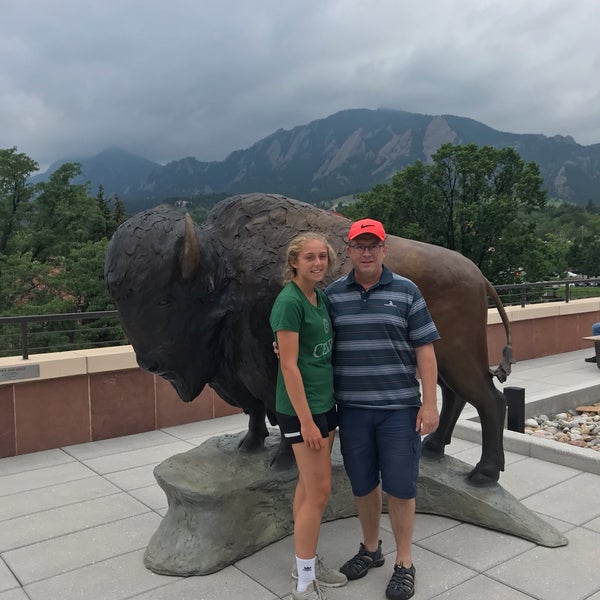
[{"xmin": 269, "ymin": 282, "xmax": 335, "ymax": 416}]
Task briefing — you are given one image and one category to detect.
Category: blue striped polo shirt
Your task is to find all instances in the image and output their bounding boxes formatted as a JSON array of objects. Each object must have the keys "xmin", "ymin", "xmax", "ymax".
[{"xmin": 325, "ymin": 265, "xmax": 440, "ymax": 409}]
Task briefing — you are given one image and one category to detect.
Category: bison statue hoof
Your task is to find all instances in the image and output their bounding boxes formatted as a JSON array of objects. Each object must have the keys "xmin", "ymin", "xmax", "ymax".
[
  {"xmin": 237, "ymin": 431, "xmax": 267, "ymax": 453},
  {"xmin": 467, "ymin": 466, "xmax": 500, "ymax": 487},
  {"xmin": 420, "ymin": 442, "xmax": 445, "ymax": 459},
  {"xmin": 269, "ymin": 448, "xmax": 296, "ymax": 471}
]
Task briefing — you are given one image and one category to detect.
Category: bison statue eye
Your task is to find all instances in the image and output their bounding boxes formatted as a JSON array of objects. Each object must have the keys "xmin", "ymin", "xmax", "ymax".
[{"xmin": 157, "ymin": 295, "xmax": 173, "ymax": 307}]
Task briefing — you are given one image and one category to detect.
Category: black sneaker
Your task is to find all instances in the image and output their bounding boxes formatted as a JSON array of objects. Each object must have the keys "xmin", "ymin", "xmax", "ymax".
[
  {"xmin": 386, "ymin": 563, "xmax": 416, "ymax": 600},
  {"xmin": 585, "ymin": 356, "xmax": 597, "ymax": 363},
  {"xmin": 339, "ymin": 540, "xmax": 384, "ymax": 580}
]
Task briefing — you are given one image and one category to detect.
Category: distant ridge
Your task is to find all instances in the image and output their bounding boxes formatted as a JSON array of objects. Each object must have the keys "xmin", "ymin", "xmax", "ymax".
[
  {"xmin": 30, "ymin": 147, "xmax": 160, "ymax": 198},
  {"xmin": 32, "ymin": 108, "xmax": 600, "ymax": 209}
]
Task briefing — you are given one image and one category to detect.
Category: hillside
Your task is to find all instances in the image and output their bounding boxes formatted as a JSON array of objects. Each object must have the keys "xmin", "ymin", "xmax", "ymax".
[{"xmin": 33, "ymin": 109, "xmax": 600, "ymax": 208}]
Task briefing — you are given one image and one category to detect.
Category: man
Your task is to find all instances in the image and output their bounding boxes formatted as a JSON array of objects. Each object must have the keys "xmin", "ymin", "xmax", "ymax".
[{"xmin": 326, "ymin": 218, "xmax": 439, "ymax": 600}]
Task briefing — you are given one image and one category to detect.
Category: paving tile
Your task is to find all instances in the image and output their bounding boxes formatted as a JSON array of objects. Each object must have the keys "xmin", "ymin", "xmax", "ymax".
[
  {"xmin": 127, "ymin": 566, "xmax": 277, "ymax": 599},
  {"xmin": 0, "ymin": 449, "xmax": 74, "ymax": 477},
  {"xmin": 443, "ymin": 438, "xmax": 480, "ymax": 456},
  {"xmin": 0, "ymin": 462, "xmax": 97, "ymax": 497},
  {"xmin": 522, "ymin": 472, "xmax": 600, "ymax": 524},
  {"xmin": 324, "ymin": 545, "xmax": 476, "ymax": 600},
  {"xmin": 383, "ymin": 511, "xmax": 462, "ymax": 543},
  {"xmin": 543, "ymin": 369, "xmax": 597, "ymax": 388},
  {"xmin": 534, "ymin": 511, "xmax": 577, "ymax": 534},
  {"xmin": 416, "ymin": 522, "xmax": 535, "ymax": 571},
  {"xmin": 235, "ymin": 517, "xmax": 397, "ymax": 599},
  {"xmin": 433, "ymin": 574, "xmax": 535, "ymax": 599},
  {"xmin": 450, "ymin": 446, "xmax": 525, "ymax": 468},
  {"xmin": 104, "ymin": 464, "xmax": 158, "ymax": 491},
  {"xmin": 127, "ymin": 485, "xmax": 168, "ymax": 511},
  {"xmin": 185, "ymin": 433, "xmax": 225, "ymax": 448},
  {"xmin": 0, "ymin": 476, "xmax": 119, "ymax": 522},
  {"xmin": 0, "ymin": 492, "xmax": 149, "ymax": 552},
  {"xmin": 0, "ymin": 559, "xmax": 19, "ymax": 593},
  {"xmin": 485, "ymin": 527, "xmax": 600, "ymax": 600},
  {"xmin": 0, "ymin": 589, "xmax": 29, "ymax": 600},
  {"xmin": 584, "ymin": 514, "xmax": 600, "ymax": 533},
  {"xmin": 23, "ymin": 549, "xmax": 172, "ymax": 600},
  {"xmin": 79, "ymin": 441, "xmax": 194, "ymax": 474},
  {"xmin": 161, "ymin": 413, "xmax": 248, "ymax": 440},
  {"xmin": 495, "ymin": 456, "xmax": 580, "ymax": 500},
  {"xmin": 62, "ymin": 430, "xmax": 180, "ymax": 461},
  {"xmin": 509, "ymin": 380, "xmax": 559, "ymax": 401},
  {"xmin": 235, "ymin": 519, "xmax": 351, "ymax": 598},
  {"xmin": 411, "ymin": 513, "xmax": 461, "ymax": 542},
  {"xmin": 4, "ymin": 513, "xmax": 161, "ymax": 584}
]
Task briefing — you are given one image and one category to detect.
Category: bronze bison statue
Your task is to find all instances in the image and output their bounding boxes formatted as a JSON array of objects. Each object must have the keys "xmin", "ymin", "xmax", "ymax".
[{"xmin": 104, "ymin": 193, "xmax": 513, "ymax": 484}]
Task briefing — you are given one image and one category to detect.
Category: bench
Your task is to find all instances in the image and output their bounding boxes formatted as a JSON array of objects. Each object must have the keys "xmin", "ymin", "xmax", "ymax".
[{"xmin": 582, "ymin": 335, "xmax": 600, "ymax": 369}]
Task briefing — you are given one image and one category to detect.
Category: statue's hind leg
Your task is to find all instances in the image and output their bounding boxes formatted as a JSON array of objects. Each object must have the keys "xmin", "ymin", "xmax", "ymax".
[
  {"xmin": 467, "ymin": 375, "xmax": 506, "ymax": 484},
  {"xmin": 439, "ymin": 369, "xmax": 506, "ymax": 485}
]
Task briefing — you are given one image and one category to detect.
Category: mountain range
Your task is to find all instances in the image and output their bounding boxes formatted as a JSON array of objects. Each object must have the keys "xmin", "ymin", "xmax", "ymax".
[{"xmin": 32, "ymin": 108, "xmax": 600, "ymax": 211}]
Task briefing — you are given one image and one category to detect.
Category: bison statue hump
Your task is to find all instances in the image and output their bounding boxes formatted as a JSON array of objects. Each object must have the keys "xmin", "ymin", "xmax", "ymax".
[{"xmin": 104, "ymin": 193, "xmax": 513, "ymax": 484}]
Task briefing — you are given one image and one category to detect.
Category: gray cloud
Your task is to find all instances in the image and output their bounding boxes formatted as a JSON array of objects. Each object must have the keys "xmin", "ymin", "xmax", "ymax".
[{"xmin": 2, "ymin": 0, "xmax": 599, "ymax": 171}]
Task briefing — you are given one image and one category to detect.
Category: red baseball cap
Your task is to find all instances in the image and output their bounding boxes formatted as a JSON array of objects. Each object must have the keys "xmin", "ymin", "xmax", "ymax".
[{"xmin": 348, "ymin": 218, "xmax": 386, "ymax": 241}]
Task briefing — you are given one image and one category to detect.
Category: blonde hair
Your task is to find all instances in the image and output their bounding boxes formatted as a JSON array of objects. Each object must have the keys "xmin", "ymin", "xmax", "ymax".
[{"xmin": 282, "ymin": 232, "xmax": 337, "ymax": 283}]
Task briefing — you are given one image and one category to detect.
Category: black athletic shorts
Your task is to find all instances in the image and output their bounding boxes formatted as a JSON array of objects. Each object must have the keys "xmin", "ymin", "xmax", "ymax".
[{"xmin": 276, "ymin": 406, "xmax": 338, "ymax": 444}]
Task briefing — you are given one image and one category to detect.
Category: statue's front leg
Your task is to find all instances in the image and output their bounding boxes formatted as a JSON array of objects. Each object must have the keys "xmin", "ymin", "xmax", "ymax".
[{"xmin": 238, "ymin": 406, "xmax": 269, "ymax": 453}]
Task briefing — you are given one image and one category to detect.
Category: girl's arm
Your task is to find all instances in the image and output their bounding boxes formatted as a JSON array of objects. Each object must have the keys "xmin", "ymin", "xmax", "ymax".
[{"xmin": 277, "ymin": 329, "xmax": 325, "ymax": 449}]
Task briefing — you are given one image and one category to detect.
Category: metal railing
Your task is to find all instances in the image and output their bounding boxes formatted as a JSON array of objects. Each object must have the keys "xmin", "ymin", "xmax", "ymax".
[
  {"xmin": 0, "ymin": 310, "xmax": 124, "ymax": 360},
  {"xmin": 493, "ymin": 278, "xmax": 600, "ymax": 307},
  {"xmin": 2, "ymin": 278, "xmax": 600, "ymax": 360}
]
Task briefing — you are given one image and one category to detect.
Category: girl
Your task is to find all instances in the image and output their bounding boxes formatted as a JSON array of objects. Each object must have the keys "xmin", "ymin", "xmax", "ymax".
[{"xmin": 269, "ymin": 233, "xmax": 346, "ymax": 600}]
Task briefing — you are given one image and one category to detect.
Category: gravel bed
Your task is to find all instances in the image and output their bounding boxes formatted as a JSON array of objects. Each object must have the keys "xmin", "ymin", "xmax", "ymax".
[{"xmin": 524, "ymin": 408, "xmax": 600, "ymax": 451}]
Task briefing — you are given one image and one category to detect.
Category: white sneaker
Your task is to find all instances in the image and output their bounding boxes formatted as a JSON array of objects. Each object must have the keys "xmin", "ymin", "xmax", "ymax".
[
  {"xmin": 292, "ymin": 554, "xmax": 348, "ymax": 587},
  {"xmin": 292, "ymin": 580, "xmax": 327, "ymax": 600}
]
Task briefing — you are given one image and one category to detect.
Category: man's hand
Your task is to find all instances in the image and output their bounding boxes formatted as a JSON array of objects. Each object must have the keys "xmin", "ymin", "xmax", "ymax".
[{"xmin": 416, "ymin": 404, "xmax": 439, "ymax": 436}]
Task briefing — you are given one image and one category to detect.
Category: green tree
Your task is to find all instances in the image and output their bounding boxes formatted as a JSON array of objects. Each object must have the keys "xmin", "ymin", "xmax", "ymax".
[
  {"xmin": 0, "ymin": 147, "xmax": 39, "ymax": 254},
  {"xmin": 95, "ymin": 184, "xmax": 112, "ymax": 238},
  {"xmin": 58, "ymin": 240, "xmax": 112, "ymax": 311},
  {"xmin": 581, "ymin": 238, "xmax": 600, "ymax": 276},
  {"xmin": 112, "ymin": 194, "xmax": 128, "ymax": 229},
  {"xmin": 345, "ymin": 144, "xmax": 548, "ymax": 282},
  {"xmin": 21, "ymin": 163, "xmax": 105, "ymax": 261},
  {"xmin": 0, "ymin": 252, "xmax": 71, "ymax": 315}
]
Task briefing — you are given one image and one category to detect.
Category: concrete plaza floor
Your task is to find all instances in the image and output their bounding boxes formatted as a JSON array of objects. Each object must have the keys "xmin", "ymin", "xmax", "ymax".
[{"xmin": 1, "ymin": 348, "xmax": 600, "ymax": 600}]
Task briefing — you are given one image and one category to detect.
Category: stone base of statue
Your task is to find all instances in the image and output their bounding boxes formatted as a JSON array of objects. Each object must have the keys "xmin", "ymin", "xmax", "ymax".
[{"xmin": 143, "ymin": 429, "xmax": 567, "ymax": 576}]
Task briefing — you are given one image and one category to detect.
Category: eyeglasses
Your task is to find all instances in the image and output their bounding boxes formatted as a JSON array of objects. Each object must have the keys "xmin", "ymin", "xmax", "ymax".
[{"xmin": 348, "ymin": 243, "xmax": 384, "ymax": 255}]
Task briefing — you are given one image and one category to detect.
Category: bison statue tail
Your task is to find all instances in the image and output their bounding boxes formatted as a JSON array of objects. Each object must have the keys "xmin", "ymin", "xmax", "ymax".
[{"xmin": 485, "ymin": 278, "xmax": 515, "ymax": 383}]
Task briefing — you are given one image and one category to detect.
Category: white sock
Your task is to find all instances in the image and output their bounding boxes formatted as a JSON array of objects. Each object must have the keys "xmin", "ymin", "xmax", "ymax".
[{"xmin": 296, "ymin": 556, "xmax": 316, "ymax": 592}]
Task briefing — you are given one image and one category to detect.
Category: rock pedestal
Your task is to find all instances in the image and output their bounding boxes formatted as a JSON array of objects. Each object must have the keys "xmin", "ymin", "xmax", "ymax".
[{"xmin": 144, "ymin": 430, "xmax": 567, "ymax": 576}]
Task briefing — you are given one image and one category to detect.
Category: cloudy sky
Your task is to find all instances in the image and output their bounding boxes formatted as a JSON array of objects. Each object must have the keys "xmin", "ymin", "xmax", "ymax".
[{"xmin": 2, "ymin": 0, "xmax": 599, "ymax": 171}]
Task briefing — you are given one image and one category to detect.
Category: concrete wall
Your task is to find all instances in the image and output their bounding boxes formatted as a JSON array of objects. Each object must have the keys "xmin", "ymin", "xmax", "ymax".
[{"xmin": 2, "ymin": 298, "xmax": 600, "ymax": 458}]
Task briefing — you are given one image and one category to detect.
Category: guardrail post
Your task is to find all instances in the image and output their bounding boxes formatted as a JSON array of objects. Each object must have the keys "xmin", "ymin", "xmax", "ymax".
[
  {"xmin": 20, "ymin": 322, "xmax": 29, "ymax": 360},
  {"xmin": 504, "ymin": 386, "xmax": 525, "ymax": 433}
]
